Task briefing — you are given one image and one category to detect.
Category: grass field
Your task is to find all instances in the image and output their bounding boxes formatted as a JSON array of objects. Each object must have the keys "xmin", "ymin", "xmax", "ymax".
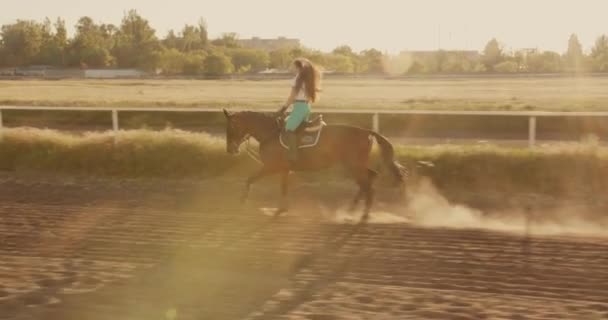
[
  {"xmin": 2, "ymin": 76, "xmax": 608, "ymax": 186},
  {"xmin": 3, "ymin": 76, "xmax": 608, "ymax": 111},
  {"xmin": 1, "ymin": 127, "xmax": 606, "ymax": 199}
]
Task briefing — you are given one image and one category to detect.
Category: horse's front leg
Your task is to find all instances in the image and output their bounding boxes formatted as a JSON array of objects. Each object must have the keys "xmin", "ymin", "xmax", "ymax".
[
  {"xmin": 348, "ymin": 189, "xmax": 364, "ymax": 212},
  {"xmin": 275, "ymin": 170, "xmax": 290, "ymax": 216},
  {"xmin": 242, "ymin": 166, "xmax": 273, "ymax": 203}
]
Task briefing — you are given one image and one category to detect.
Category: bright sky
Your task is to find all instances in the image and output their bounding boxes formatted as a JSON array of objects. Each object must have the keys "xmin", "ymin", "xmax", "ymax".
[{"xmin": 2, "ymin": 0, "xmax": 607, "ymax": 54}]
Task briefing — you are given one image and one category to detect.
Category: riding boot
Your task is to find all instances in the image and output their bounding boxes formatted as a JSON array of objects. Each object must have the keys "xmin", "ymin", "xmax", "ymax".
[{"xmin": 286, "ymin": 131, "xmax": 299, "ymax": 162}]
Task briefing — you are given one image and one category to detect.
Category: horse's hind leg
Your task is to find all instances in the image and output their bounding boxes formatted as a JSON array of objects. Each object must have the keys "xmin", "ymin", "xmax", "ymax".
[
  {"xmin": 351, "ymin": 168, "xmax": 378, "ymax": 220},
  {"xmin": 362, "ymin": 169, "xmax": 378, "ymax": 220},
  {"xmin": 348, "ymin": 167, "xmax": 366, "ymax": 212},
  {"xmin": 275, "ymin": 169, "xmax": 290, "ymax": 216},
  {"xmin": 348, "ymin": 188, "xmax": 364, "ymax": 212}
]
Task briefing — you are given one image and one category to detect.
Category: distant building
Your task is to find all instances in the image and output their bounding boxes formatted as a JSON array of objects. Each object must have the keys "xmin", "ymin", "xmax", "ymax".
[
  {"xmin": 400, "ymin": 50, "xmax": 481, "ymax": 60},
  {"xmin": 237, "ymin": 37, "xmax": 300, "ymax": 51},
  {"xmin": 84, "ymin": 69, "xmax": 146, "ymax": 79},
  {"xmin": 258, "ymin": 68, "xmax": 290, "ymax": 74},
  {"xmin": 0, "ymin": 66, "xmax": 147, "ymax": 79},
  {"xmin": 14, "ymin": 65, "xmax": 52, "ymax": 76},
  {"xmin": 0, "ymin": 68, "xmax": 15, "ymax": 76},
  {"xmin": 518, "ymin": 48, "xmax": 538, "ymax": 54}
]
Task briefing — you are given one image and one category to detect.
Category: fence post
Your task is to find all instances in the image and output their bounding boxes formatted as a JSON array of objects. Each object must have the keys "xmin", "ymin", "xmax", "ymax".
[
  {"xmin": 112, "ymin": 109, "xmax": 119, "ymax": 133},
  {"xmin": 372, "ymin": 112, "xmax": 380, "ymax": 132},
  {"xmin": 528, "ymin": 116, "xmax": 536, "ymax": 148},
  {"xmin": 112, "ymin": 109, "xmax": 119, "ymax": 144},
  {"xmin": 0, "ymin": 109, "xmax": 3, "ymax": 142}
]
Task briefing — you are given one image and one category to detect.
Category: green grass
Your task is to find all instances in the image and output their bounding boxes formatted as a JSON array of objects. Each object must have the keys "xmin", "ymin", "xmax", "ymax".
[
  {"xmin": 1, "ymin": 127, "xmax": 606, "ymax": 199},
  {"xmin": 0, "ymin": 128, "xmax": 248, "ymax": 177},
  {"xmin": 3, "ymin": 77, "xmax": 608, "ymax": 111},
  {"xmin": 396, "ymin": 143, "xmax": 608, "ymax": 197}
]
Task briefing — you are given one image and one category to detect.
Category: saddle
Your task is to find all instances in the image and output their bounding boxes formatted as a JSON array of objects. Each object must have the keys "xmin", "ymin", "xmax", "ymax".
[
  {"xmin": 296, "ymin": 115, "xmax": 326, "ymax": 133},
  {"xmin": 278, "ymin": 114, "xmax": 327, "ymax": 149}
]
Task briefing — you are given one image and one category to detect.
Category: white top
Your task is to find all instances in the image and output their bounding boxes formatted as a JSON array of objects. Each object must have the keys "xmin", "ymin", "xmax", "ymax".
[{"xmin": 292, "ymin": 76, "xmax": 308, "ymax": 101}]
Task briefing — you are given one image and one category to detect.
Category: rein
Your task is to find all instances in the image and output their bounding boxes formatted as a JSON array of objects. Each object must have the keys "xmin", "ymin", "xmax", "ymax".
[
  {"xmin": 244, "ymin": 135, "xmax": 262, "ymax": 164},
  {"xmin": 235, "ymin": 111, "xmax": 284, "ymax": 165}
]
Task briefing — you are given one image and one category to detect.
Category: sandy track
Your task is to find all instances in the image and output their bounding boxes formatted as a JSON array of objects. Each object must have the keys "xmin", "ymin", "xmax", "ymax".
[{"xmin": 0, "ymin": 175, "xmax": 607, "ymax": 320}]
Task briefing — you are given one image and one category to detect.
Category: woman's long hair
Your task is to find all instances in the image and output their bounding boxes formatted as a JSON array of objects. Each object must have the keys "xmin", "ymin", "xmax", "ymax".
[{"xmin": 293, "ymin": 58, "xmax": 322, "ymax": 103}]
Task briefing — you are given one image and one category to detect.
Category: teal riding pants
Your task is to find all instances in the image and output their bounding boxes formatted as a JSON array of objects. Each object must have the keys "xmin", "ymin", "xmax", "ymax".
[{"xmin": 285, "ymin": 101, "xmax": 311, "ymax": 132}]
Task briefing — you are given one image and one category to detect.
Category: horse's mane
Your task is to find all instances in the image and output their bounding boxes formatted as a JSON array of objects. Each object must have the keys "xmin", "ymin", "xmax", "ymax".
[
  {"xmin": 236, "ymin": 111, "xmax": 280, "ymax": 126},
  {"xmin": 238, "ymin": 111, "xmax": 275, "ymax": 120},
  {"xmin": 235, "ymin": 111, "xmax": 281, "ymax": 133}
]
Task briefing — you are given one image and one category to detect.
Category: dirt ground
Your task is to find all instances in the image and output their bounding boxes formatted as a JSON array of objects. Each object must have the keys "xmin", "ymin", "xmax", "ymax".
[{"xmin": 0, "ymin": 173, "xmax": 607, "ymax": 320}]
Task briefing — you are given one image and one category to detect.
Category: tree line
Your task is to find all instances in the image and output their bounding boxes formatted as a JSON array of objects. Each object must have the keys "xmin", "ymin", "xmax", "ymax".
[{"xmin": 1, "ymin": 10, "xmax": 608, "ymax": 75}]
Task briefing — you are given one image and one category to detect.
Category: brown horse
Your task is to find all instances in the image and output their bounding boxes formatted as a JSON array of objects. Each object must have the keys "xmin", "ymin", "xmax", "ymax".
[{"xmin": 223, "ymin": 109, "xmax": 406, "ymax": 220}]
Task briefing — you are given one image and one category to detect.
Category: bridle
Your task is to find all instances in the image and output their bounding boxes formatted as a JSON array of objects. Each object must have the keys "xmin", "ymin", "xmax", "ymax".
[
  {"xmin": 228, "ymin": 132, "xmax": 250, "ymax": 151},
  {"xmin": 229, "ymin": 111, "xmax": 285, "ymax": 164},
  {"xmin": 244, "ymin": 136, "xmax": 262, "ymax": 164}
]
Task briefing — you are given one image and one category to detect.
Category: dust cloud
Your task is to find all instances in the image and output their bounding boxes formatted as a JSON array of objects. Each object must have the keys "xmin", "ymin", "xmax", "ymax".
[{"xmin": 329, "ymin": 179, "xmax": 607, "ymax": 237}]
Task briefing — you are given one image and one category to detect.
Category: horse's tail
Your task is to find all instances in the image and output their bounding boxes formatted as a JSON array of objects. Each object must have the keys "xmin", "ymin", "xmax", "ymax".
[{"xmin": 370, "ymin": 131, "xmax": 407, "ymax": 185}]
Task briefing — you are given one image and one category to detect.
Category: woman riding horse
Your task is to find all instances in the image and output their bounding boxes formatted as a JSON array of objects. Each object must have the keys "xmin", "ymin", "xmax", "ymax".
[
  {"xmin": 223, "ymin": 58, "xmax": 406, "ymax": 219},
  {"xmin": 281, "ymin": 58, "xmax": 322, "ymax": 162}
]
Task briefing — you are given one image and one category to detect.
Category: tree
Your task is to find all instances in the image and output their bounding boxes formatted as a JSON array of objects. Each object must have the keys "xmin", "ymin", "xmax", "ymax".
[
  {"xmin": 67, "ymin": 17, "xmax": 115, "ymax": 68},
  {"xmin": 305, "ymin": 50, "xmax": 327, "ymax": 66},
  {"xmin": 384, "ymin": 53, "xmax": 412, "ymax": 74},
  {"xmin": 211, "ymin": 33, "xmax": 239, "ymax": 48},
  {"xmin": 180, "ymin": 22, "xmax": 208, "ymax": 51},
  {"xmin": 113, "ymin": 10, "xmax": 161, "ymax": 70},
  {"xmin": 512, "ymin": 50, "xmax": 526, "ymax": 71},
  {"xmin": 158, "ymin": 48, "xmax": 187, "ymax": 74},
  {"xmin": 0, "ymin": 20, "xmax": 45, "ymax": 66},
  {"xmin": 543, "ymin": 51, "xmax": 563, "ymax": 72},
  {"xmin": 158, "ymin": 48, "xmax": 207, "ymax": 75},
  {"xmin": 406, "ymin": 61, "xmax": 425, "ymax": 74},
  {"xmin": 53, "ymin": 18, "xmax": 68, "ymax": 63},
  {"xmin": 482, "ymin": 38, "xmax": 504, "ymax": 71},
  {"xmin": 197, "ymin": 18, "xmax": 209, "ymax": 47},
  {"xmin": 440, "ymin": 52, "xmax": 473, "ymax": 73},
  {"xmin": 204, "ymin": 51, "xmax": 234, "ymax": 76},
  {"xmin": 405, "ymin": 52, "xmax": 450, "ymax": 74},
  {"xmin": 565, "ymin": 34, "xmax": 584, "ymax": 72},
  {"xmin": 181, "ymin": 25, "xmax": 200, "ymax": 51},
  {"xmin": 163, "ymin": 30, "xmax": 180, "ymax": 50},
  {"xmin": 473, "ymin": 63, "xmax": 487, "ymax": 73},
  {"xmin": 325, "ymin": 54, "xmax": 354, "ymax": 73},
  {"xmin": 183, "ymin": 50, "xmax": 207, "ymax": 75},
  {"xmin": 37, "ymin": 18, "xmax": 68, "ymax": 66},
  {"xmin": 493, "ymin": 61, "xmax": 518, "ymax": 73},
  {"xmin": 269, "ymin": 48, "xmax": 293, "ymax": 69},
  {"xmin": 332, "ymin": 45, "xmax": 367, "ymax": 72},
  {"xmin": 415, "ymin": 53, "xmax": 440, "ymax": 73},
  {"xmin": 332, "ymin": 45, "xmax": 355, "ymax": 56},
  {"xmin": 229, "ymin": 48, "xmax": 269, "ymax": 73},
  {"xmin": 590, "ymin": 35, "xmax": 608, "ymax": 72},
  {"xmin": 526, "ymin": 51, "xmax": 562, "ymax": 73},
  {"xmin": 360, "ymin": 49, "xmax": 386, "ymax": 74}
]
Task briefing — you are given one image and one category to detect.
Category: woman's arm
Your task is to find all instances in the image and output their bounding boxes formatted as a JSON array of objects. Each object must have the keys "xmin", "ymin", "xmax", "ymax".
[
  {"xmin": 283, "ymin": 87, "xmax": 297, "ymax": 108},
  {"xmin": 276, "ymin": 87, "xmax": 297, "ymax": 115},
  {"xmin": 277, "ymin": 76, "xmax": 299, "ymax": 114}
]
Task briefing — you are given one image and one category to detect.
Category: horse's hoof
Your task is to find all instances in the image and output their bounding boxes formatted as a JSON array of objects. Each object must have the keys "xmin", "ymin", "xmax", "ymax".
[
  {"xmin": 360, "ymin": 212, "xmax": 370, "ymax": 223},
  {"xmin": 274, "ymin": 207, "xmax": 288, "ymax": 217}
]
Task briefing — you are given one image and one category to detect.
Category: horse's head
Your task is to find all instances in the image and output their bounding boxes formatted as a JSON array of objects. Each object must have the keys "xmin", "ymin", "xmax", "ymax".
[
  {"xmin": 224, "ymin": 109, "xmax": 282, "ymax": 154},
  {"xmin": 223, "ymin": 109, "xmax": 249, "ymax": 154}
]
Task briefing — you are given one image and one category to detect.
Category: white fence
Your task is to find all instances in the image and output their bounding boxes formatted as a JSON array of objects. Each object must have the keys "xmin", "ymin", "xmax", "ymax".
[{"xmin": 1, "ymin": 106, "xmax": 608, "ymax": 147}]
